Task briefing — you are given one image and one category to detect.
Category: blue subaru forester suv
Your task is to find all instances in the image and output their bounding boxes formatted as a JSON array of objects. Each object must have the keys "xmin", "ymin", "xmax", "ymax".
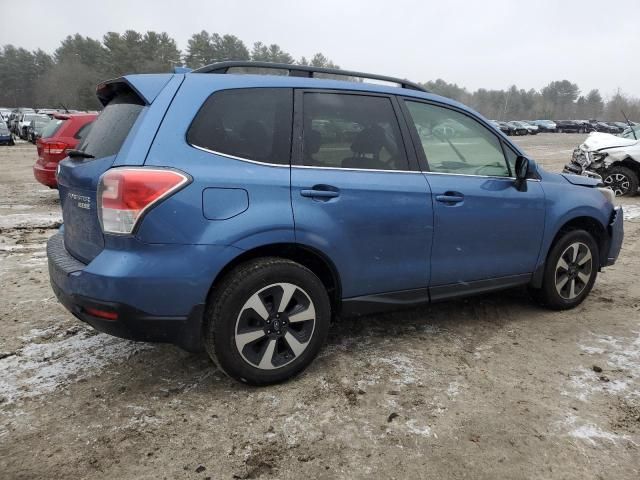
[{"xmin": 48, "ymin": 62, "xmax": 624, "ymax": 385}]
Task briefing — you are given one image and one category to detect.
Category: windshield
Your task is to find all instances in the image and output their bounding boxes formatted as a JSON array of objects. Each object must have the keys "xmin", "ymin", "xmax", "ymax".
[{"xmin": 621, "ymin": 126, "xmax": 640, "ymax": 140}]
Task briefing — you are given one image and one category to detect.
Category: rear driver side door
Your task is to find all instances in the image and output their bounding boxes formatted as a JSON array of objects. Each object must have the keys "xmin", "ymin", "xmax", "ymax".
[{"xmin": 291, "ymin": 91, "xmax": 433, "ymax": 300}]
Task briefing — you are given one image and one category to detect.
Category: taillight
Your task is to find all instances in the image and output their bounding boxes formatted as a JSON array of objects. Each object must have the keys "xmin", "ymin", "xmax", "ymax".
[
  {"xmin": 98, "ymin": 168, "xmax": 189, "ymax": 235},
  {"xmin": 42, "ymin": 141, "xmax": 68, "ymax": 155}
]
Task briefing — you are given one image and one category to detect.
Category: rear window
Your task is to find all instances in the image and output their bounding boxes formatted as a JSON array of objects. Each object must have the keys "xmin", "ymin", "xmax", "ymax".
[
  {"xmin": 41, "ymin": 119, "xmax": 66, "ymax": 139},
  {"xmin": 187, "ymin": 88, "xmax": 293, "ymax": 165},
  {"xmin": 78, "ymin": 92, "xmax": 144, "ymax": 159}
]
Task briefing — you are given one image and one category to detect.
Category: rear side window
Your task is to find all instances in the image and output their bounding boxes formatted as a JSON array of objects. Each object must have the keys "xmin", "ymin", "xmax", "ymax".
[
  {"xmin": 41, "ymin": 119, "xmax": 66, "ymax": 139},
  {"xmin": 187, "ymin": 88, "xmax": 293, "ymax": 165},
  {"xmin": 78, "ymin": 92, "xmax": 144, "ymax": 159},
  {"xmin": 301, "ymin": 93, "xmax": 408, "ymax": 171}
]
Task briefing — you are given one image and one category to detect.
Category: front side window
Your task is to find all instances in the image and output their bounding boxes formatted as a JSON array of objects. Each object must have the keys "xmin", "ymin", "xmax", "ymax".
[
  {"xmin": 187, "ymin": 88, "xmax": 293, "ymax": 165},
  {"xmin": 301, "ymin": 93, "xmax": 408, "ymax": 171},
  {"xmin": 405, "ymin": 101, "xmax": 510, "ymax": 177}
]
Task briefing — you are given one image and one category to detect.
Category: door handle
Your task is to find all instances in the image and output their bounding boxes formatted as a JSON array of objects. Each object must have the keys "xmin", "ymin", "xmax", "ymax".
[
  {"xmin": 300, "ymin": 185, "xmax": 340, "ymax": 200},
  {"xmin": 435, "ymin": 192, "xmax": 464, "ymax": 203}
]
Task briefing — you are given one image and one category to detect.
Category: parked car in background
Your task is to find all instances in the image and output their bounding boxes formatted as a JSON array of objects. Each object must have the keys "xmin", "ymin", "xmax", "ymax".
[
  {"xmin": 587, "ymin": 120, "xmax": 618, "ymax": 134},
  {"xmin": 519, "ymin": 121, "xmax": 539, "ymax": 135},
  {"xmin": 48, "ymin": 62, "xmax": 623, "ymax": 385},
  {"xmin": 491, "ymin": 120, "xmax": 514, "ymax": 135},
  {"xmin": 8, "ymin": 108, "xmax": 35, "ymax": 134},
  {"xmin": 555, "ymin": 120, "xmax": 586, "ymax": 133},
  {"xmin": 0, "ymin": 108, "xmax": 11, "ymax": 122},
  {"xmin": 0, "ymin": 118, "xmax": 14, "ymax": 145},
  {"xmin": 27, "ymin": 115, "xmax": 51, "ymax": 143},
  {"xmin": 532, "ymin": 120, "xmax": 557, "ymax": 132},
  {"xmin": 604, "ymin": 122, "xmax": 625, "ymax": 134},
  {"xmin": 564, "ymin": 131, "xmax": 640, "ymax": 196},
  {"xmin": 507, "ymin": 121, "xmax": 529, "ymax": 135},
  {"xmin": 36, "ymin": 108, "xmax": 59, "ymax": 117},
  {"xmin": 17, "ymin": 112, "xmax": 47, "ymax": 139},
  {"xmin": 33, "ymin": 113, "xmax": 96, "ymax": 188}
]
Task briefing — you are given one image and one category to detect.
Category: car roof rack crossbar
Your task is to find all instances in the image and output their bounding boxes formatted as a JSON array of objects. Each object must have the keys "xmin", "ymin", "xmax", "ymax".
[{"xmin": 191, "ymin": 61, "xmax": 428, "ymax": 92}]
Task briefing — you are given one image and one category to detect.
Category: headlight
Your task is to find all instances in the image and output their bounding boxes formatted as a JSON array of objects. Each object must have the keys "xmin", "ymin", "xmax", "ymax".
[{"xmin": 597, "ymin": 186, "xmax": 616, "ymax": 204}]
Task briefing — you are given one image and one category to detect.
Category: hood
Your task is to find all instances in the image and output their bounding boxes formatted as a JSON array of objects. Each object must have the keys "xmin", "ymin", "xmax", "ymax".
[
  {"xmin": 560, "ymin": 173, "xmax": 600, "ymax": 187},
  {"xmin": 581, "ymin": 132, "xmax": 638, "ymax": 152}
]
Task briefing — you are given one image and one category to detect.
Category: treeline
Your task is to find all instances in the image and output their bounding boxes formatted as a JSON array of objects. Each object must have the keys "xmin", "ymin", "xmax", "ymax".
[
  {"xmin": 0, "ymin": 30, "xmax": 338, "ymax": 110},
  {"xmin": 423, "ymin": 79, "xmax": 640, "ymax": 122},
  {"xmin": 1, "ymin": 30, "xmax": 638, "ymax": 121}
]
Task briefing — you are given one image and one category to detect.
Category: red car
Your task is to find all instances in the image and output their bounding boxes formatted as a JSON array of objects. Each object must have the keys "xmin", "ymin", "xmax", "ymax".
[{"xmin": 33, "ymin": 113, "xmax": 97, "ymax": 188}]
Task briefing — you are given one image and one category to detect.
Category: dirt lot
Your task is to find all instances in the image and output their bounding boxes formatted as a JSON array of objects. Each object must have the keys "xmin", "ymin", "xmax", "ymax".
[{"xmin": 1, "ymin": 134, "xmax": 639, "ymax": 479}]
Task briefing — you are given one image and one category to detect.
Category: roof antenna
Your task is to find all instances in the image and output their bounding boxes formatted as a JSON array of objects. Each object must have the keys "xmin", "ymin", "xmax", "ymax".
[
  {"xmin": 621, "ymin": 110, "xmax": 637, "ymax": 140},
  {"xmin": 59, "ymin": 103, "xmax": 70, "ymax": 113}
]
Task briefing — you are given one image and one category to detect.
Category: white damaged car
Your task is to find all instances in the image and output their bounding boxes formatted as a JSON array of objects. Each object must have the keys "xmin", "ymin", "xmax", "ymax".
[{"xmin": 564, "ymin": 127, "xmax": 640, "ymax": 196}]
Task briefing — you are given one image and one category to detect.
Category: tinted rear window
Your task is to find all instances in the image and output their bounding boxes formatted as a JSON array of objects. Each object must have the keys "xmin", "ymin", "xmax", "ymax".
[
  {"xmin": 187, "ymin": 88, "xmax": 293, "ymax": 165},
  {"xmin": 78, "ymin": 92, "xmax": 144, "ymax": 159},
  {"xmin": 41, "ymin": 118, "xmax": 66, "ymax": 139}
]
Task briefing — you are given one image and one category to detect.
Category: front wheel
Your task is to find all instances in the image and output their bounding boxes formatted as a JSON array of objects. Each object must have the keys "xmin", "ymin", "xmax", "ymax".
[
  {"xmin": 203, "ymin": 257, "xmax": 331, "ymax": 385},
  {"xmin": 529, "ymin": 230, "xmax": 599, "ymax": 310},
  {"xmin": 602, "ymin": 166, "xmax": 638, "ymax": 197}
]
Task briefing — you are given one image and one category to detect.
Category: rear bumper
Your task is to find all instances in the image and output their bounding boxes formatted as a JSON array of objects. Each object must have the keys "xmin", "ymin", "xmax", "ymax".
[
  {"xmin": 605, "ymin": 207, "xmax": 624, "ymax": 266},
  {"xmin": 47, "ymin": 231, "xmax": 237, "ymax": 351},
  {"xmin": 33, "ymin": 163, "xmax": 58, "ymax": 188},
  {"xmin": 50, "ymin": 278, "xmax": 205, "ymax": 351}
]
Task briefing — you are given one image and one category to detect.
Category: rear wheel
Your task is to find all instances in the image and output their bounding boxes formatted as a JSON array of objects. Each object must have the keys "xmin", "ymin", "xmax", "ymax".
[
  {"xmin": 602, "ymin": 166, "xmax": 638, "ymax": 197},
  {"xmin": 203, "ymin": 257, "xmax": 331, "ymax": 385},
  {"xmin": 529, "ymin": 230, "xmax": 599, "ymax": 310}
]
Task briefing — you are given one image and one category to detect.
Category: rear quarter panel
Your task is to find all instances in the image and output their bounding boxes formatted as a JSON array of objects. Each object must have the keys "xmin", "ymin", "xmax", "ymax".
[{"xmin": 140, "ymin": 75, "xmax": 295, "ymax": 248}]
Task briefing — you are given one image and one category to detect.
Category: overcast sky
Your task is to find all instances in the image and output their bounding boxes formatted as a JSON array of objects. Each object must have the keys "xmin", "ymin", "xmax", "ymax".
[{"xmin": 2, "ymin": 0, "xmax": 638, "ymax": 98}]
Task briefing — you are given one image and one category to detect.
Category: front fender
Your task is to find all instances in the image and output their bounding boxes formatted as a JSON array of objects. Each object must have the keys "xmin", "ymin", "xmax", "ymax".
[{"xmin": 532, "ymin": 179, "xmax": 612, "ymax": 285}]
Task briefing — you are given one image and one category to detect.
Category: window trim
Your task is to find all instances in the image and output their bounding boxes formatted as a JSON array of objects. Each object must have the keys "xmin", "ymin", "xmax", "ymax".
[
  {"xmin": 291, "ymin": 88, "xmax": 420, "ymax": 172},
  {"xmin": 186, "ymin": 87, "xmax": 294, "ymax": 166},
  {"xmin": 399, "ymin": 97, "xmax": 519, "ymax": 179}
]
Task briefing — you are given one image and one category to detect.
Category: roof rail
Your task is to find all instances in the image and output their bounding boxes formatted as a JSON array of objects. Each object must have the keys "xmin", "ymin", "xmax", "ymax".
[{"xmin": 191, "ymin": 61, "xmax": 428, "ymax": 92}]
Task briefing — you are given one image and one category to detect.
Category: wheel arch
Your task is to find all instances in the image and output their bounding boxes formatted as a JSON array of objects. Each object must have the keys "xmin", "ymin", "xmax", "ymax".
[
  {"xmin": 206, "ymin": 242, "xmax": 342, "ymax": 314},
  {"xmin": 609, "ymin": 157, "xmax": 640, "ymax": 179},
  {"xmin": 531, "ymin": 215, "xmax": 608, "ymax": 288}
]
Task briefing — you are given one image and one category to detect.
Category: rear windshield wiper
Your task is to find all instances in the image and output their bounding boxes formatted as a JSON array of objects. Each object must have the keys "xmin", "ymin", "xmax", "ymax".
[{"xmin": 66, "ymin": 149, "xmax": 95, "ymax": 159}]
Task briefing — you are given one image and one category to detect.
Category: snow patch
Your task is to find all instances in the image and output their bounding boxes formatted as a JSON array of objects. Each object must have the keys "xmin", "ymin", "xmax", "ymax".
[
  {"xmin": 0, "ymin": 212, "xmax": 62, "ymax": 229},
  {"xmin": 0, "ymin": 329, "xmax": 151, "ymax": 405},
  {"xmin": 405, "ymin": 419, "xmax": 432, "ymax": 437},
  {"xmin": 623, "ymin": 204, "xmax": 640, "ymax": 220},
  {"xmin": 447, "ymin": 381, "xmax": 461, "ymax": 399},
  {"xmin": 561, "ymin": 414, "xmax": 634, "ymax": 446},
  {"xmin": 564, "ymin": 331, "xmax": 640, "ymax": 402}
]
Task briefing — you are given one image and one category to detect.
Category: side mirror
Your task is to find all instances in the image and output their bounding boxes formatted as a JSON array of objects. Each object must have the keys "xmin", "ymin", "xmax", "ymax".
[{"xmin": 514, "ymin": 156, "xmax": 529, "ymax": 191}]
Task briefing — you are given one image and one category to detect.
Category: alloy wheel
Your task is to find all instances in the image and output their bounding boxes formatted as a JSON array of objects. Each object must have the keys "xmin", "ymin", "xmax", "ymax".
[
  {"xmin": 603, "ymin": 173, "xmax": 630, "ymax": 196},
  {"xmin": 235, "ymin": 282, "xmax": 316, "ymax": 370},
  {"xmin": 554, "ymin": 242, "xmax": 593, "ymax": 300}
]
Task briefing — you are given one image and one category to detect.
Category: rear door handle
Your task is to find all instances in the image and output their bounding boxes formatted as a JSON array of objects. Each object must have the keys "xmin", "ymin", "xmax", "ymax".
[
  {"xmin": 300, "ymin": 185, "xmax": 340, "ymax": 200},
  {"xmin": 435, "ymin": 192, "xmax": 464, "ymax": 203}
]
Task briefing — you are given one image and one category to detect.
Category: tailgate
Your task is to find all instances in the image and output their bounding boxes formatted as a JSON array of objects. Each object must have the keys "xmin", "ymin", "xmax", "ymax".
[{"xmin": 58, "ymin": 89, "xmax": 146, "ymax": 263}]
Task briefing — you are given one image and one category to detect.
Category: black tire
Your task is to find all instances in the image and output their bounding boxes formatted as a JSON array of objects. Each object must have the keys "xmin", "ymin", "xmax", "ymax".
[
  {"xmin": 529, "ymin": 230, "xmax": 599, "ymax": 310},
  {"xmin": 602, "ymin": 166, "xmax": 639, "ymax": 197},
  {"xmin": 203, "ymin": 257, "xmax": 331, "ymax": 385}
]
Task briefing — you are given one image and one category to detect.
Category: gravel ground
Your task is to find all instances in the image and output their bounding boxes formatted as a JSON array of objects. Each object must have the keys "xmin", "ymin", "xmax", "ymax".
[{"xmin": 1, "ymin": 134, "xmax": 639, "ymax": 479}]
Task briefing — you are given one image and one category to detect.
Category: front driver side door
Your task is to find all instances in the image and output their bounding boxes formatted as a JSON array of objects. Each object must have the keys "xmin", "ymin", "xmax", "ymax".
[{"xmin": 402, "ymin": 99, "xmax": 545, "ymax": 298}]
